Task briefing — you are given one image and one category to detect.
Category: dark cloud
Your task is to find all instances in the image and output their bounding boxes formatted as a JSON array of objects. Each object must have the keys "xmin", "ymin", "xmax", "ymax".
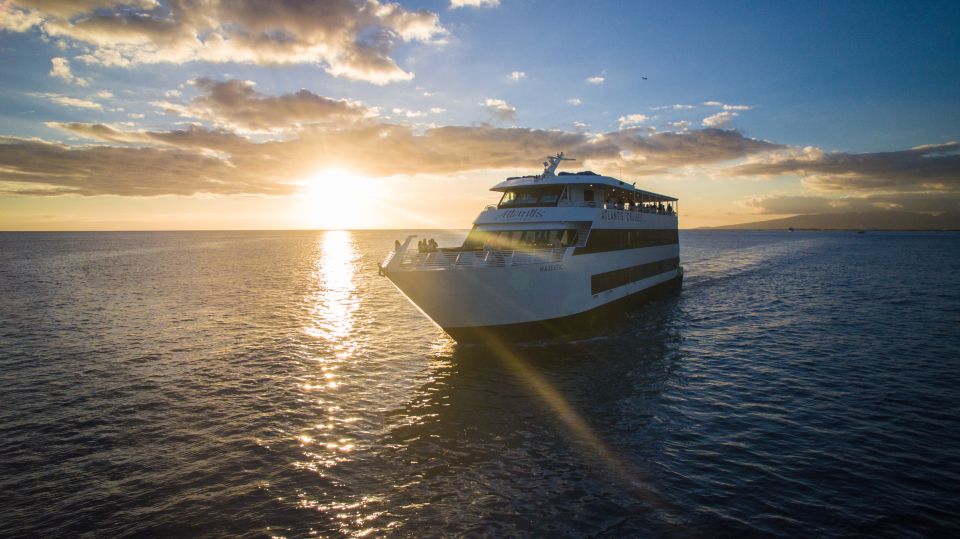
[
  {"xmin": 4, "ymin": 0, "xmax": 446, "ymax": 83},
  {"xmin": 158, "ymin": 78, "xmax": 372, "ymax": 131},
  {"xmin": 729, "ymin": 142, "xmax": 960, "ymax": 192},
  {"xmin": 0, "ymin": 136, "xmax": 291, "ymax": 196},
  {"xmin": 605, "ymin": 128, "xmax": 783, "ymax": 174}
]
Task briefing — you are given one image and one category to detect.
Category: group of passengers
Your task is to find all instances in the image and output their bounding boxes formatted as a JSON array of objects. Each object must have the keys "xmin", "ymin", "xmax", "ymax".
[
  {"xmin": 605, "ymin": 196, "xmax": 673, "ymax": 215},
  {"xmin": 417, "ymin": 238, "xmax": 439, "ymax": 253},
  {"xmin": 392, "ymin": 238, "xmax": 439, "ymax": 253}
]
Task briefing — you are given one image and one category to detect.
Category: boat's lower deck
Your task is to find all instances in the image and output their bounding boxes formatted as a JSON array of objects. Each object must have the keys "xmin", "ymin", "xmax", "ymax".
[{"xmin": 384, "ymin": 242, "xmax": 681, "ymax": 334}]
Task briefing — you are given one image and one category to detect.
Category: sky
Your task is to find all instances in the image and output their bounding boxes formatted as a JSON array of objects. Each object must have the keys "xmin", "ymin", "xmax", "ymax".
[{"xmin": 0, "ymin": 0, "xmax": 958, "ymax": 230}]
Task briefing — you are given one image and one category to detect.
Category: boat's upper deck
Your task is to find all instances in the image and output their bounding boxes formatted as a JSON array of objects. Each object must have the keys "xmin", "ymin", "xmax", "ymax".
[
  {"xmin": 487, "ymin": 153, "xmax": 677, "ymax": 215},
  {"xmin": 492, "ymin": 172, "xmax": 676, "ymax": 202}
]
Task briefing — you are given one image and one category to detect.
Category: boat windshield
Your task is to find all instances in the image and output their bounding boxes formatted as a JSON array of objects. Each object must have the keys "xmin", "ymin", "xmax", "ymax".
[
  {"xmin": 461, "ymin": 228, "xmax": 579, "ymax": 250},
  {"xmin": 498, "ymin": 186, "xmax": 564, "ymax": 208}
]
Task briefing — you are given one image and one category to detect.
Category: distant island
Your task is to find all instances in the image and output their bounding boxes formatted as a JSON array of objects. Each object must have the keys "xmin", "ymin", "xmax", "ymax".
[{"xmin": 704, "ymin": 211, "xmax": 960, "ymax": 231}]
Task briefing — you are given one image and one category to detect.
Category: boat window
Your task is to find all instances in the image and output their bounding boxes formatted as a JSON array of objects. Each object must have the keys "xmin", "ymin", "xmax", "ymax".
[
  {"xmin": 583, "ymin": 189, "xmax": 594, "ymax": 202},
  {"xmin": 460, "ymin": 228, "xmax": 580, "ymax": 250}
]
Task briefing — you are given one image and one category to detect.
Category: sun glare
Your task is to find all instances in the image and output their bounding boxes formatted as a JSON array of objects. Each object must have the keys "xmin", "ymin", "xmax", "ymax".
[{"xmin": 298, "ymin": 168, "xmax": 382, "ymax": 229}]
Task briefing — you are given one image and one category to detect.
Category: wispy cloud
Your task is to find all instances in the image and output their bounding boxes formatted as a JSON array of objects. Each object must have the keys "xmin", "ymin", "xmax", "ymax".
[
  {"xmin": 586, "ymin": 75, "xmax": 605, "ymax": 84},
  {"xmin": 508, "ymin": 71, "xmax": 526, "ymax": 82},
  {"xmin": 27, "ymin": 92, "xmax": 101, "ymax": 110},
  {"xmin": 567, "ymin": 98, "xmax": 582, "ymax": 106},
  {"xmin": 651, "ymin": 104, "xmax": 695, "ymax": 111},
  {"xmin": 48, "ymin": 57, "xmax": 89, "ymax": 87},
  {"xmin": 703, "ymin": 111, "xmax": 737, "ymax": 128},
  {"xmin": 741, "ymin": 192, "xmax": 960, "ymax": 215},
  {"xmin": 450, "ymin": 0, "xmax": 501, "ymax": 8}
]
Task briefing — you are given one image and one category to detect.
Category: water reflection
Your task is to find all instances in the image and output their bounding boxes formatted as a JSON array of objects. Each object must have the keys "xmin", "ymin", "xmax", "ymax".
[
  {"xmin": 369, "ymin": 301, "xmax": 687, "ymax": 536},
  {"xmin": 296, "ymin": 232, "xmax": 363, "ymax": 497},
  {"xmin": 305, "ymin": 230, "xmax": 360, "ymax": 347}
]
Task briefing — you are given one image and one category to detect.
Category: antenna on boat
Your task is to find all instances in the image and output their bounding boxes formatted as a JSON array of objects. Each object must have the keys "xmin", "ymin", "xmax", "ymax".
[{"xmin": 542, "ymin": 152, "xmax": 575, "ymax": 176}]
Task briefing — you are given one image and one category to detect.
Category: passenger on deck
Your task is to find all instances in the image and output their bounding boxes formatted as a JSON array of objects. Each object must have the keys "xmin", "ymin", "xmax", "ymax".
[
  {"xmin": 417, "ymin": 239, "xmax": 425, "ymax": 253},
  {"xmin": 428, "ymin": 238, "xmax": 438, "ymax": 251},
  {"xmin": 667, "ymin": 203, "xmax": 673, "ymax": 215},
  {"xmin": 395, "ymin": 239, "xmax": 401, "ymax": 252}
]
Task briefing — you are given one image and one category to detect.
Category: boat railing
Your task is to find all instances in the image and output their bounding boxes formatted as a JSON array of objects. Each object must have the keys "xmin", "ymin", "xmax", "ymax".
[
  {"xmin": 396, "ymin": 247, "xmax": 565, "ymax": 270},
  {"xmin": 483, "ymin": 201, "xmax": 673, "ymax": 213}
]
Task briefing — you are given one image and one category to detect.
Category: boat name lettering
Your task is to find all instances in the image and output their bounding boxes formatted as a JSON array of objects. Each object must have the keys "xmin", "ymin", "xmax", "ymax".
[
  {"xmin": 601, "ymin": 210, "xmax": 644, "ymax": 222},
  {"xmin": 539, "ymin": 264, "xmax": 563, "ymax": 272},
  {"xmin": 498, "ymin": 208, "xmax": 546, "ymax": 221}
]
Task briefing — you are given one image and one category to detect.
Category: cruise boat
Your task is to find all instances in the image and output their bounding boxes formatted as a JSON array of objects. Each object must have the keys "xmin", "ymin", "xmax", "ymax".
[{"xmin": 380, "ymin": 153, "xmax": 682, "ymax": 342}]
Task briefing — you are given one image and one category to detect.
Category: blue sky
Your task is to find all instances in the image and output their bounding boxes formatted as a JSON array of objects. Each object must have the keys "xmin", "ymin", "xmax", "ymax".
[{"xmin": 0, "ymin": 0, "xmax": 958, "ymax": 229}]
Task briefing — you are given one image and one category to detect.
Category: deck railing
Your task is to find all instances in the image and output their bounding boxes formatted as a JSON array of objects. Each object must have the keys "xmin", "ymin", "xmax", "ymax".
[
  {"xmin": 482, "ymin": 201, "xmax": 674, "ymax": 213},
  {"xmin": 396, "ymin": 247, "xmax": 565, "ymax": 270}
]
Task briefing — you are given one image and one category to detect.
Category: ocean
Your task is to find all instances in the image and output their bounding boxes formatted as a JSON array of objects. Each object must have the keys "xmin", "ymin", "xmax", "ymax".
[{"xmin": 1, "ymin": 230, "xmax": 959, "ymax": 537}]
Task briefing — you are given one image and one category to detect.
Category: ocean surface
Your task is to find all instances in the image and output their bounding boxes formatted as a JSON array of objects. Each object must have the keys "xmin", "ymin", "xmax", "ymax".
[{"xmin": 1, "ymin": 230, "xmax": 959, "ymax": 538}]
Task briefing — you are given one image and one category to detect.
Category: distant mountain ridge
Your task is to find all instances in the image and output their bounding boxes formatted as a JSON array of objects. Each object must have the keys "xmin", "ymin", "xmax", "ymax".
[{"xmin": 706, "ymin": 211, "xmax": 960, "ymax": 230}]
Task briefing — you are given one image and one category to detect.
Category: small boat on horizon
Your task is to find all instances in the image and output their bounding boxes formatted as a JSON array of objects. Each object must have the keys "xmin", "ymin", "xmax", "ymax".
[{"xmin": 380, "ymin": 153, "xmax": 682, "ymax": 343}]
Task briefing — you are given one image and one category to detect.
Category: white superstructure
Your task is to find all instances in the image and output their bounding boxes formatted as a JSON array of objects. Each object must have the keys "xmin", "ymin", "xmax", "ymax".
[{"xmin": 380, "ymin": 153, "xmax": 681, "ymax": 342}]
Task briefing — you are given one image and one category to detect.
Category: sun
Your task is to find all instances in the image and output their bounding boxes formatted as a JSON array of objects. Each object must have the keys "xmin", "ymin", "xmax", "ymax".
[{"xmin": 297, "ymin": 168, "xmax": 382, "ymax": 229}]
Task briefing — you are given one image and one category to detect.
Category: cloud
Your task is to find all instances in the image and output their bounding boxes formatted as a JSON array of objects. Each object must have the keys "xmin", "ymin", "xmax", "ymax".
[
  {"xmin": 729, "ymin": 142, "xmax": 960, "ymax": 193},
  {"xmin": 450, "ymin": 0, "xmax": 500, "ymax": 8},
  {"xmin": 668, "ymin": 120, "xmax": 691, "ymax": 130},
  {"xmin": 4, "ymin": 118, "xmax": 785, "ymax": 197},
  {"xmin": 483, "ymin": 98, "xmax": 516, "ymax": 122},
  {"xmin": 618, "ymin": 114, "xmax": 650, "ymax": 128},
  {"xmin": 508, "ymin": 71, "xmax": 526, "ymax": 82},
  {"xmin": 703, "ymin": 111, "xmax": 737, "ymax": 127},
  {"xmin": 586, "ymin": 75, "xmax": 605, "ymax": 84},
  {"xmin": 7, "ymin": 0, "xmax": 447, "ymax": 84},
  {"xmin": 156, "ymin": 78, "xmax": 373, "ymax": 132},
  {"xmin": 600, "ymin": 128, "xmax": 783, "ymax": 175},
  {"xmin": 48, "ymin": 57, "xmax": 89, "ymax": 86},
  {"xmin": 651, "ymin": 104, "xmax": 695, "ymax": 111},
  {"xmin": 0, "ymin": 135, "xmax": 283, "ymax": 197},
  {"xmin": 96, "ymin": 90, "xmax": 113, "ymax": 99},
  {"xmin": 392, "ymin": 107, "xmax": 427, "ymax": 118},
  {"xmin": 703, "ymin": 101, "xmax": 752, "ymax": 111},
  {"xmin": 567, "ymin": 98, "xmax": 582, "ymax": 106},
  {"xmin": 28, "ymin": 92, "xmax": 102, "ymax": 110},
  {"xmin": 742, "ymin": 192, "xmax": 960, "ymax": 215}
]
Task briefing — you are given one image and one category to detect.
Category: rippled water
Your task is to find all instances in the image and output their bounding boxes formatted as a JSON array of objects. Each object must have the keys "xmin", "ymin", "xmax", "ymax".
[{"xmin": 2, "ymin": 230, "xmax": 959, "ymax": 537}]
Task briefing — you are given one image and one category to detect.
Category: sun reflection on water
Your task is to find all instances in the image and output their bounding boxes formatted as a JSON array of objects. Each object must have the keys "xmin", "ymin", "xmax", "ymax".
[
  {"xmin": 305, "ymin": 230, "xmax": 360, "ymax": 345},
  {"xmin": 296, "ymin": 231, "xmax": 363, "ymax": 485}
]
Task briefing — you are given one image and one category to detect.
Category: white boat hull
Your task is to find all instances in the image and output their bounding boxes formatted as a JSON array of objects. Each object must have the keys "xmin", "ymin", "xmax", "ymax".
[{"xmin": 384, "ymin": 243, "xmax": 681, "ymax": 341}]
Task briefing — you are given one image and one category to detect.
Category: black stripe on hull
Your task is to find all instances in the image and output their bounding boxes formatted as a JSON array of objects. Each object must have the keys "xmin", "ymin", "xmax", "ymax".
[{"xmin": 443, "ymin": 271, "xmax": 682, "ymax": 344}]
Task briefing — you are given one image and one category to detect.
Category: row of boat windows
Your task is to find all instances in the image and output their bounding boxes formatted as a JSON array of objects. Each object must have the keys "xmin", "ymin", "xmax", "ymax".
[
  {"xmin": 591, "ymin": 257, "xmax": 680, "ymax": 295},
  {"xmin": 462, "ymin": 229, "xmax": 580, "ymax": 250},
  {"xmin": 574, "ymin": 229, "xmax": 679, "ymax": 254},
  {"xmin": 498, "ymin": 186, "xmax": 564, "ymax": 207}
]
